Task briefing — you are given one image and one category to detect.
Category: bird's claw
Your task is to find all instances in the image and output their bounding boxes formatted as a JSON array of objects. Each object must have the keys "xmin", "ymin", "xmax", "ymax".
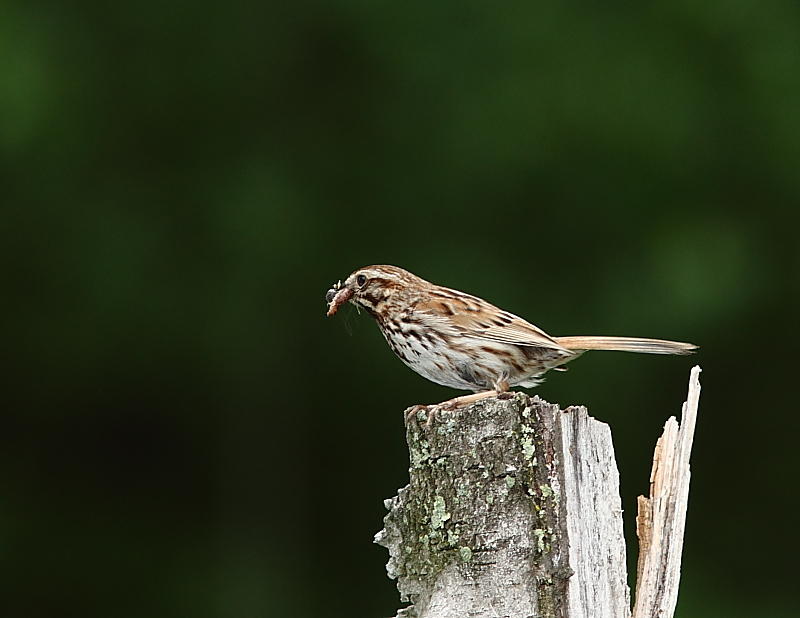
[
  {"xmin": 404, "ymin": 403, "xmax": 449, "ymax": 430},
  {"xmin": 404, "ymin": 404, "xmax": 431, "ymax": 424},
  {"xmin": 405, "ymin": 389, "xmax": 512, "ymax": 429}
]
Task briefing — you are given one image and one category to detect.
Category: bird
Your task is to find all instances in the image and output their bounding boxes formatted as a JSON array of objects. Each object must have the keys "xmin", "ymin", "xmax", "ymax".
[{"xmin": 325, "ymin": 265, "xmax": 697, "ymax": 408}]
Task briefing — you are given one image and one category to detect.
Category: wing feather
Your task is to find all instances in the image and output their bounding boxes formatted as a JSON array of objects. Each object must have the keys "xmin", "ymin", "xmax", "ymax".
[{"xmin": 414, "ymin": 292, "xmax": 570, "ymax": 353}]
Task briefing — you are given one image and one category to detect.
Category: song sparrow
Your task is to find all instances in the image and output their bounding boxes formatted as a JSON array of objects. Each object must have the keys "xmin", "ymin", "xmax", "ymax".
[{"xmin": 325, "ymin": 265, "xmax": 696, "ymax": 406}]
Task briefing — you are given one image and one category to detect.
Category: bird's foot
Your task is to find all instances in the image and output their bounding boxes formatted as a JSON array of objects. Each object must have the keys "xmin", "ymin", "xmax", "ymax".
[
  {"xmin": 404, "ymin": 403, "xmax": 450, "ymax": 429},
  {"xmin": 406, "ymin": 390, "xmax": 519, "ymax": 428},
  {"xmin": 404, "ymin": 404, "xmax": 431, "ymax": 424}
]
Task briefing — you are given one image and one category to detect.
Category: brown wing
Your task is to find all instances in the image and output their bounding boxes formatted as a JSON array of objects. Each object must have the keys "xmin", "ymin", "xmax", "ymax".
[{"xmin": 414, "ymin": 289, "xmax": 570, "ymax": 353}]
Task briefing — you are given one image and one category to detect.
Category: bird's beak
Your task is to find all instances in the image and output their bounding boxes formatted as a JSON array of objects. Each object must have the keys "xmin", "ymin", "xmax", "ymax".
[{"xmin": 325, "ymin": 280, "xmax": 353, "ymax": 316}]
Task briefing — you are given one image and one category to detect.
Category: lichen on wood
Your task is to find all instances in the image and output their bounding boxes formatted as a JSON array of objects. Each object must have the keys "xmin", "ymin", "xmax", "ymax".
[
  {"xmin": 375, "ymin": 393, "xmax": 630, "ymax": 618},
  {"xmin": 375, "ymin": 367, "xmax": 702, "ymax": 618}
]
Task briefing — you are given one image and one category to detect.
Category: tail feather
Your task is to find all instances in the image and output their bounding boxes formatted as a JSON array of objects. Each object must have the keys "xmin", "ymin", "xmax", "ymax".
[{"xmin": 554, "ymin": 336, "xmax": 697, "ymax": 355}]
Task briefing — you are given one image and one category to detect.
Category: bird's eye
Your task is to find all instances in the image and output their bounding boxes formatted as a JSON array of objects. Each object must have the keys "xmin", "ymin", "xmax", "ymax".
[{"xmin": 356, "ymin": 274, "xmax": 367, "ymax": 287}]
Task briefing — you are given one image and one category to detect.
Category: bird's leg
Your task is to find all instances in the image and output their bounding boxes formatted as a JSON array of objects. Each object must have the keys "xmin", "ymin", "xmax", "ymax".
[
  {"xmin": 489, "ymin": 375, "xmax": 515, "ymax": 400},
  {"xmin": 438, "ymin": 390, "xmax": 501, "ymax": 410},
  {"xmin": 427, "ymin": 376, "xmax": 512, "ymax": 413},
  {"xmin": 404, "ymin": 391, "xmax": 499, "ymax": 426},
  {"xmin": 429, "ymin": 391, "xmax": 501, "ymax": 428},
  {"xmin": 493, "ymin": 375, "xmax": 510, "ymax": 393},
  {"xmin": 406, "ymin": 376, "xmax": 516, "ymax": 426}
]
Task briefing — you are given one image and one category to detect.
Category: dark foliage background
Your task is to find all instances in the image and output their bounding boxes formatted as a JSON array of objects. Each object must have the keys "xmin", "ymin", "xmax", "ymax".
[{"xmin": 3, "ymin": 2, "xmax": 798, "ymax": 616}]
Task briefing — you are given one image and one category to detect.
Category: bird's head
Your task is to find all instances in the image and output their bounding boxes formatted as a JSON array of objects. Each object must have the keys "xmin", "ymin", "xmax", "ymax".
[{"xmin": 325, "ymin": 265, "xmax": 424, "ymax": 317}]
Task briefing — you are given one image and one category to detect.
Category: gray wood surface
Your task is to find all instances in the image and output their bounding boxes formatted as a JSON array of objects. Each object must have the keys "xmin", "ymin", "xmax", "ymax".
[{"xmin": 376, "ymin": 368, "xmax": 700, "ymax": 618}]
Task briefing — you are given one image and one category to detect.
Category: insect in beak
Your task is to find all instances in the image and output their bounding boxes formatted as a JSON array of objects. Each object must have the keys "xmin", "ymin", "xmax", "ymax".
[
  {"xmin": 325, "ymin": 280, "xmax": 353, "ymax": 316},
  {"xmin": 325, "ymin": 280, "xmax": 341, "ymax": 304}
]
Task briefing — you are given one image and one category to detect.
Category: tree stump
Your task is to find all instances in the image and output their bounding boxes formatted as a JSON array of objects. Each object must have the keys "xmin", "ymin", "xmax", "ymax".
[{"xmin": 375, "ymin": 366, "xmax": 701, "ymax": 618}]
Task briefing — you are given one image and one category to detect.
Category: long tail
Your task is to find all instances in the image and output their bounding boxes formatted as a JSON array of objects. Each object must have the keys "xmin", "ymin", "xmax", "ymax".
[{"xmin": 554, "ymin": 336, "xmax": 698, "ymax": 355}]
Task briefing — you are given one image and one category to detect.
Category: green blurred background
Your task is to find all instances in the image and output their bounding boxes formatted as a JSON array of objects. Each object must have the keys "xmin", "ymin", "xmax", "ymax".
[{"xmin": 3, "ymin": 1, "xmax": 798, "ymax": 616}]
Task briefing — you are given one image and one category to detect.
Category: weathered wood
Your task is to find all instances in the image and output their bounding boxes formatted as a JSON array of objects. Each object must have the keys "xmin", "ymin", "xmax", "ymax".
[
  {"xmin": 632, "ymin": 366, "xmax": 701, "ymax": 618},
  {"xmin": 376, "ymin": 367, "xmax": 701, "ymax": 618},
  {"xmin": 559, "ymin": 406, "xmax": 631, "ymax": 618},
  {"xmin": 375, "ymin": 394, "xmax": 630, "ymax": 618}
]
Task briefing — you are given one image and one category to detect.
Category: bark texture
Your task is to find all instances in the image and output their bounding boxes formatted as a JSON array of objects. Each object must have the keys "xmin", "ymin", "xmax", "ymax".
[
  {"xmin": 375, "ymin": 366, "xmax": 701, "ymax": 618},
  {"xmin": 375, "ymin": 393, "xmax": 630, "ymax": 618}
]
